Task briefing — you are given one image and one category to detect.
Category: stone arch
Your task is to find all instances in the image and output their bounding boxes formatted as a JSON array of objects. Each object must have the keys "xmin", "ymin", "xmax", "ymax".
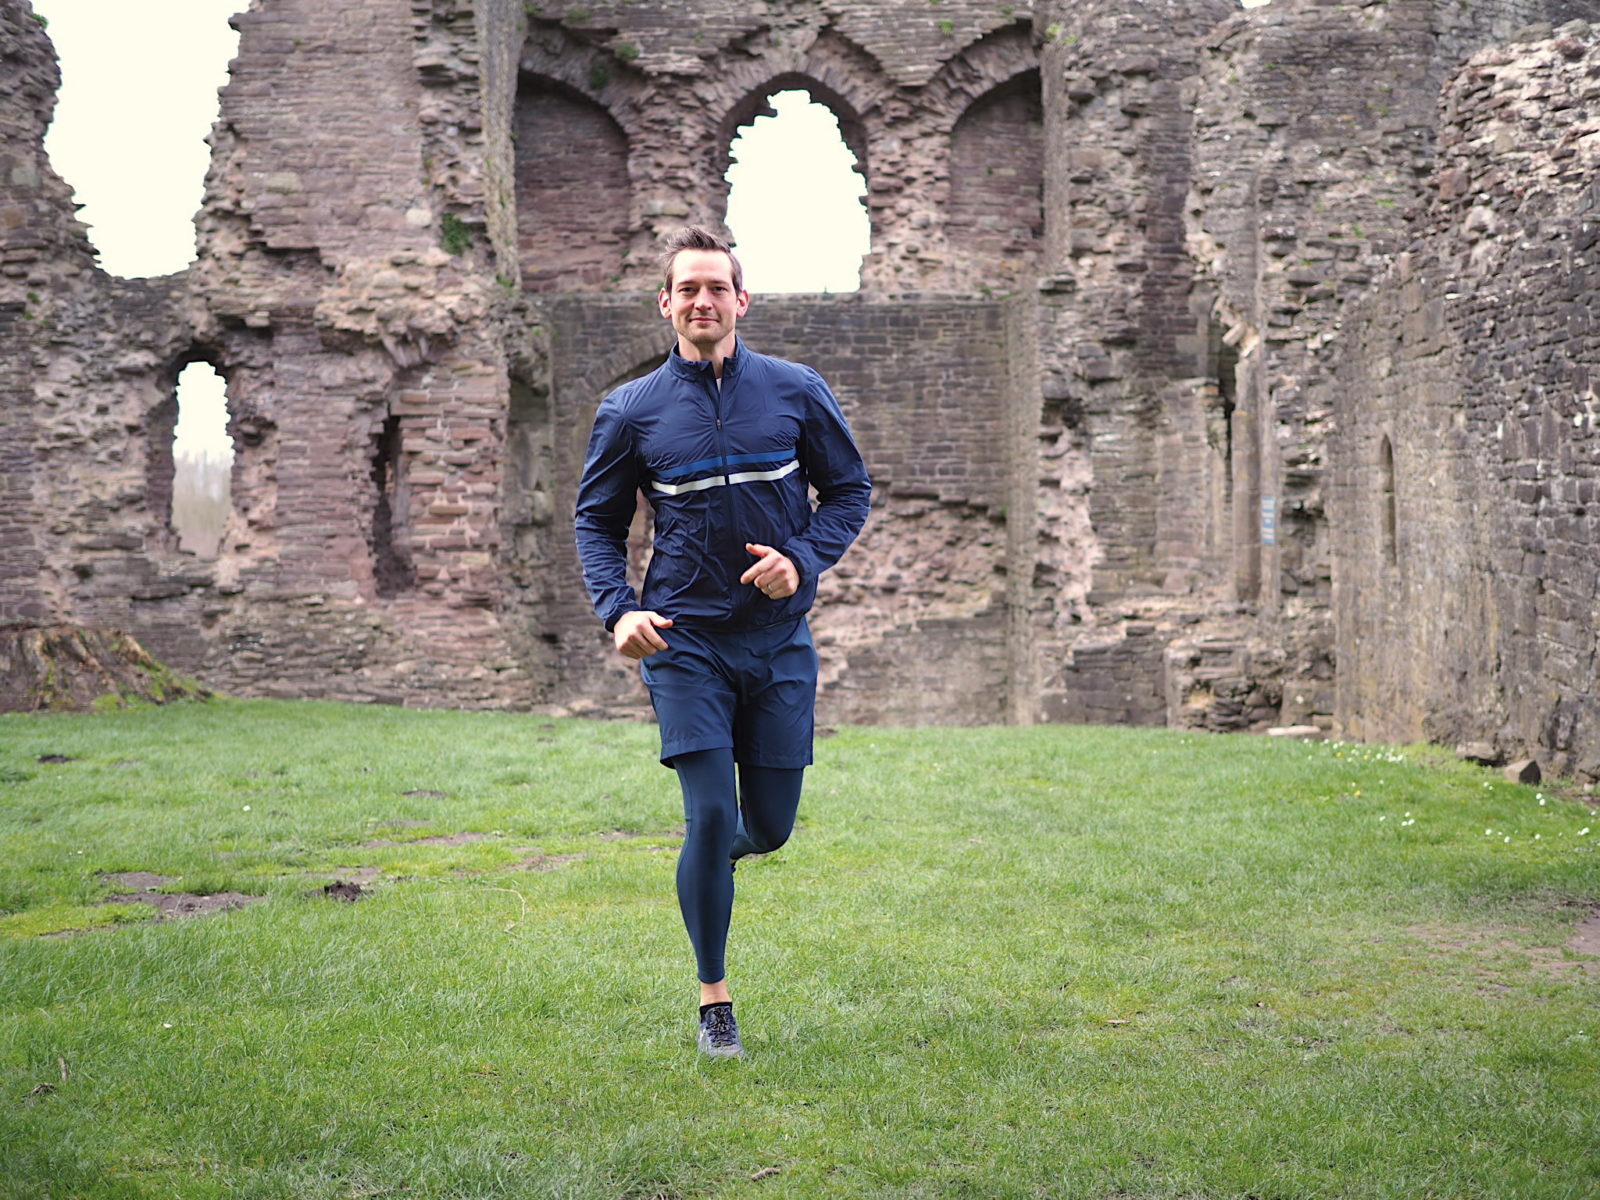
[
  {"xmin": 578, "ymin": 332, "xmax": 669, "ymax": 411},
  {"xmin": 705, "ymin": 28, "xmax": 888, "ymax": 228},
  {"xmin": 945, "ymin": 68, "xmax": 1044, "ymax": 284},
  {"xmin": 712, "ymin": 73, "xmax": 872, "ymax": 231},
  {"xmin": 514, "ymin": 72, "xmax": 632, "ymax": 291},
  {"xmin": 923, "ymin": 21, "xmax": 1038, "ymax": 114}
]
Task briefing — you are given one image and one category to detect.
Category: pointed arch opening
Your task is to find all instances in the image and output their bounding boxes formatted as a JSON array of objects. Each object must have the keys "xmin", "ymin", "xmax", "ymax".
[
  {"xmin": 722, "ymin": 85, "xmax": 869, "ymax": 294},
  {"xmin": 164, "ymin": 360, "xmax": 235, "ymax": 558},
  {"xmin": 514, "ymin": 75, "xmax": 631, "ymax": 290},
  {"xmin": 948, "ymin": 70, "xmax": 1043, "ymax": 288}
]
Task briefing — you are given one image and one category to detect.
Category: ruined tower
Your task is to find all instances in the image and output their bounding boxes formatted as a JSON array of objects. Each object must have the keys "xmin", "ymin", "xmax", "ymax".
[{"xmin": 1, "ymin": 0, "xmax": 1596, "ymax": 779}]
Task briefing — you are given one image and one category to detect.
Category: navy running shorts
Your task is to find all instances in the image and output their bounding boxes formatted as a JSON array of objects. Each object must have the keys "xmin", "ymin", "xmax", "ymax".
[{"xmin": 639, "ymin": 616, "xmax": 818, "ymax": 769}]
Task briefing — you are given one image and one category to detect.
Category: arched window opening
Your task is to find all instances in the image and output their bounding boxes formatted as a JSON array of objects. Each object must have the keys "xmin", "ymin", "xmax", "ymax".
[
  {"xmin": 35, "ymin": 0, "xmax": 237, "ymax": 278},
  {"xmin": 724, "ymin": 90, "xmax": 869, "ymax": 294},
  {"xmin": 1380, "ymin": 435, "xmax": 1398, "ymax": 566},
  {"xmin": 370, "ymin": 413, "xmax": 415, "ymax": 597},
  {"xmin": 948, "ymin": 71, "xmax": 1043, "ymax": 288},
  {"xmin": 171, "ymin": 362, "xmax": 234, "ymax": 557},
  {"xmin": 514, "ymin": 76, "xmax": 630, "ymax": 290}
]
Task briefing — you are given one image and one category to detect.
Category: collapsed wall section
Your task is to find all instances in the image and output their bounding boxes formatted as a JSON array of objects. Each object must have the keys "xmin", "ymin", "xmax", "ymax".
[{"xmin": 1331, "ymin": 25, "xmax": 1600, "ymax": 779}]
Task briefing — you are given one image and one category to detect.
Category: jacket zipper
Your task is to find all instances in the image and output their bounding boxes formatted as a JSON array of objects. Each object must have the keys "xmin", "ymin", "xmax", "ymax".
[{"xmin": 710, "ymin": 368, "xmax": 737, "ymax": 612}]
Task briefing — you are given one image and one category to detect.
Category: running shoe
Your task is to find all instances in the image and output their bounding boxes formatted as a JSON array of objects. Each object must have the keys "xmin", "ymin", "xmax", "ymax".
[{"xmin": 697, "ymin": 1003, "xmax": 744, "ymax": 1058}]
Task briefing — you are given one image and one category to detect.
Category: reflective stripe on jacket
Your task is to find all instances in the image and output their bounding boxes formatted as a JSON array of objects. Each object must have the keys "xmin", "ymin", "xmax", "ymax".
[{"xmin": 575, "ymin": 338, "xmax": 871, "ymax": 632}]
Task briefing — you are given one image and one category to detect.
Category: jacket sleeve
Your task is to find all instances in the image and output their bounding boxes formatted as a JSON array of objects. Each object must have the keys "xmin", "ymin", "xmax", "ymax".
[
  {"xmin": 781, "ymin": 368, "xmax": 872, "ymax": 584},
  {"xmin": 573, "ymin": 399, "xmax": 642, "ymax": 631}
]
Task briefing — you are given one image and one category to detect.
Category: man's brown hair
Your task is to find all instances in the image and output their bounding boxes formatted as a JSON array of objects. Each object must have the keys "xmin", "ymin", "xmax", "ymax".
[{"xmin": 659, "ymin": 225, "xmax": 745, "ymax": 294}]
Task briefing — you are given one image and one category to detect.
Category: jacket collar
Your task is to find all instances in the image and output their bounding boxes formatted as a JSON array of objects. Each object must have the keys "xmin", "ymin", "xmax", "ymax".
[{"xmin": 666, "ymin": 336, "xmax": 747, "ymax": 382}]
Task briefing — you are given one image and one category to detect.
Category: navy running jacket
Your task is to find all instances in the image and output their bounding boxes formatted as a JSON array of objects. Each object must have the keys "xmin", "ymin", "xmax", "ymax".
[{"xmin": 575, "ymin": 338, "xmax": 871, "ymax": 633}]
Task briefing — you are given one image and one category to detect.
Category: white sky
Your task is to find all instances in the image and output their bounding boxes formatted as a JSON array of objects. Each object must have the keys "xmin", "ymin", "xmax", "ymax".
[
  {"xmin": 726, "ymin": 91, "xmax": 869, "ymax": 293},
  {"xmin": 33, "ymin": 0, "xmax": 239, "ymax": 280}
]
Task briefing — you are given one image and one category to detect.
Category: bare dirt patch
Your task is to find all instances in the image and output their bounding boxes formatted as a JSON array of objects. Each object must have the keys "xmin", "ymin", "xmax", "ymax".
[
  {"xmin": 1570, "ymin": 912, "xmax": 1600, "ymax": 958},
  {"xmin": 1407, "ymin": 919, "xmax": 1600, "ymax": 982},
  {"xmin": 102, "ymin": 891, "xmax": 262, "ymax": 917},
  {"xmin": 513, "ymin": 852, "xmax": 586, "ymax": 872},
  {"xmin": 363, "ymin": 831, "xmax": 489, "ymax": 848},
  {"xmin": 317, "ymin": 866, "xmax": 383, "ymax": 886},
  {"xmin": 100, "ymin": 871, "xmax": 174, "ymax": 890},
  {"xmin": 321, "ymin": 880, "xmax": 366, "ymax": 901}
]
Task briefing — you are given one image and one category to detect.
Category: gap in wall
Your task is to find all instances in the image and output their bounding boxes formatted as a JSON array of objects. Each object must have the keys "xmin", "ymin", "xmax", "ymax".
[
  {"xmin": 724, "ymin": 90, "xmax": 868, "ymax": 294},
  {"xmin": 171, "ymin": 362, "xmax": 233, "ymax": 557}
]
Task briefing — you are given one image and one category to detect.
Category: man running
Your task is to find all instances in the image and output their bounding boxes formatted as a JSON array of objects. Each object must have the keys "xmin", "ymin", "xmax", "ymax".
[{"xmin": 574, "ymin": 226, "xmax": 871, "ymax": 1057}]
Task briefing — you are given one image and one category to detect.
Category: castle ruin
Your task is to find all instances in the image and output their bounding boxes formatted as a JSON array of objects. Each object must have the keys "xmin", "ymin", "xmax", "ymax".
[{"xmin": 1, "ymin": 0, "xmax": 1596, "ymax": 779}]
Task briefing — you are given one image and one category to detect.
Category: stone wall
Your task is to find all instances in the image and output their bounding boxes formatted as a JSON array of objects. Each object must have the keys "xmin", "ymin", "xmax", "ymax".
[
  {"xmin": 1331, "ymin": 26, "xmax": 1600, "ymax": 779},
  {"xmin": 2, "ymin": 0, "xmax": 1597, "ymax": 778},
  {"xmin": 510, "ymin": 0, "xmax": 1041, "ymax": 291},
  {"xmin": 525, "ymin": 293, "xmax": 1025, "ymax": 726}
]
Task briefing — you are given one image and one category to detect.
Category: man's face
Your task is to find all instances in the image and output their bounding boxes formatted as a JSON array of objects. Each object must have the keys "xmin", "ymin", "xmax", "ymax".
[{"xmin": 658, "ymin": 249, "xmax": 750, "ymax": 356}]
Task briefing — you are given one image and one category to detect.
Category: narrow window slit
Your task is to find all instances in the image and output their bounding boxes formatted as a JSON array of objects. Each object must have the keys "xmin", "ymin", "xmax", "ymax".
[
  {"xmin": 171, "ymin": 362, "xmax": 234, "ymax": 557},
  {"xmin": 371, "ymin": 413, "xmax": 414, "ymax": 596}
]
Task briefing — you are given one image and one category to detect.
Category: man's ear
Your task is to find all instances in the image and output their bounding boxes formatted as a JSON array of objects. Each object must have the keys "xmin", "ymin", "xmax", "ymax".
[
  {"xmin": 736, "ymin": 290, "xmax": 751, "ymax": 317},
  {"xmin": 658, "ymin": 289, "xmax": 672, "ymax": 319}
]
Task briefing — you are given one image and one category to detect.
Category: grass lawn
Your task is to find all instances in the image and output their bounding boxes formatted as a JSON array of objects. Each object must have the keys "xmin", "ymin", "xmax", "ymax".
[{"xmin": 1, "ymin": 698, "xmax": 1597, "ymax": 1199}]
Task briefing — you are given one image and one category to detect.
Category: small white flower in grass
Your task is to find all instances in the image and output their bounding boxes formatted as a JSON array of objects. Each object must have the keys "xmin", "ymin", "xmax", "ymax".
[
  {"xmin": 1580, "ymin": 828, "xmax": 1591, "ymax": 837},
  {"xmin": 1486, "ymin": 829, "xmax": 1494, "ymax": 836},
  {"xmin": 243, "ymin": 805, "xmax": 251, "ymax": 812},
  {"xmin": 1534, "ymin": 834, "xmax": 1542, "ymax": 840},
  {"xmin": 1504, "ymin": 836, "xmax": 1512, "ymax": 843},
  {"xmin": 162, "ymin": 1023, "xmax": 173, "ymax": 1029}
]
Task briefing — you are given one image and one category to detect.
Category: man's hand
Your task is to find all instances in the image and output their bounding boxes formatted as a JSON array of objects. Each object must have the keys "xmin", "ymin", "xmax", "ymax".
[
  {"xmin": 613, "ymin": 610, "xmax": 673, "ymax": 659},
  {"xmin": 741, "ymin": 543, "xmax": 799, "ymax": 600}
]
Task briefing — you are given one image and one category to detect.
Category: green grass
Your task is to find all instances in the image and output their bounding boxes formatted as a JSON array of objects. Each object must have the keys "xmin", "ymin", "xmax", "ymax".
[{"xmin": 1, "ymin": 699, "xmax": 1597, "ymax": 1199}]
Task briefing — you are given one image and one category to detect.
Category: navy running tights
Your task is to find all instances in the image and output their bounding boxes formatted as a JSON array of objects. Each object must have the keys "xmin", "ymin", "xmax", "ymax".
[{"xmin": 672, "ymin": 747, "xmax": 803, "ymax": 984}]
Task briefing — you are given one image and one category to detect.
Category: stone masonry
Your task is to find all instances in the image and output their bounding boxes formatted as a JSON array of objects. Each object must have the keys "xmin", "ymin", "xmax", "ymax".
[{"xmin": 0, "ymin": 0, "xmax": 1595, "ymax": 777}]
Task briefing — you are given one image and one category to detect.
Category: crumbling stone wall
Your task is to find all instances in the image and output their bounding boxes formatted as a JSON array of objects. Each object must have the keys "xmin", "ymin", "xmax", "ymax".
[
  {"xmin": 1332, "ymin": 26, "xmax": 1600, "ymax": 779},
  {"xmin": 2, "ymin": 0, "xmax": 1596, "ymax": 778},
  {"xmin": 526, "ymin": 293, "xmax": 1025, "ymax": 726},
  {"xmin": 511, "ymin": 0, "xmax": 1042, "ymax": 292}
]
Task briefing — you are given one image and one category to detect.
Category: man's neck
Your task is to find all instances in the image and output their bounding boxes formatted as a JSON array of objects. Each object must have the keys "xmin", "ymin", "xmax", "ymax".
[{"xmin": 677, "ymin": 334, "xmax": 737, "ymax": 378}]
